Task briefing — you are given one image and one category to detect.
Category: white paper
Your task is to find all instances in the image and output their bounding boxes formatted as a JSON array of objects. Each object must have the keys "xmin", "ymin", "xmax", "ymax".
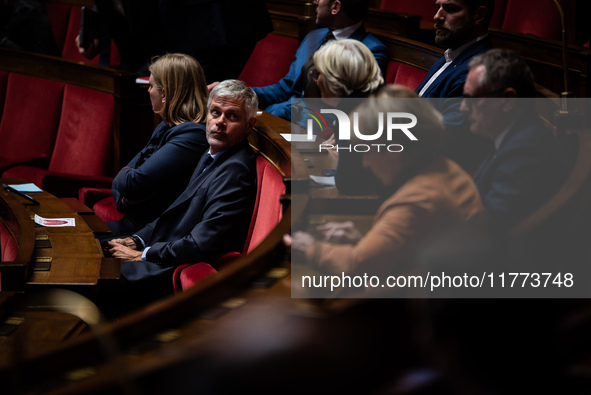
[
  {"xmin": 9, "ymin": 183, "xmax": 42, "ymax": 193},
  {"xmin": 309, "ymin": 175, "xmax": 336, "ymax": 186},
  {"xmin": 281, "ymin": 133, "xmax": 314, "ymax": 142},
  {"xmin": 34, "ymin": 214, "xmax": 75, "ymax": 227}
]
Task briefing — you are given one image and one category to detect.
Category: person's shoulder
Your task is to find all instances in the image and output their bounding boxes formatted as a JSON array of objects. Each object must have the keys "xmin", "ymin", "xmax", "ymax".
[
  {"xmin": 172, "ymin": 121, "xmax": 206, "ymax": 132},
  {"xmin": 301, "ymin": 28, "xmax": 330, "ymax": 45},
  {"xmin": 361, "ymin": 32, "xmax": 387, "ymax": 48}
]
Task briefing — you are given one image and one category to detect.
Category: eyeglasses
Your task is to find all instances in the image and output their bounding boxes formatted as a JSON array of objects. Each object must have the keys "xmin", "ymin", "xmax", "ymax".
[{"xmin": 309, "ymin": 69, "xmax": 320, "ymax": 84}]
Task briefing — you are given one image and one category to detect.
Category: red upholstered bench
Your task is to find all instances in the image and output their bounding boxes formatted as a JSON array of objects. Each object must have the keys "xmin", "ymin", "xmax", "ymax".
[
  {"xmin": 172, "ymin": 155, "xmax": 286, "ymax": 292},
  {"xmin": 3, "ymin": 84, "xmax": 115, "ymax": 197},
  {"xmin": 385, "ymin": 61, "xmax": 428, "ymax": 91},
  {"xmin": 239, "ymin": 33, "xmax": 299, "ymax": 88},
  {"xmin": 501, "ymin": 0, "xmax": 565, "ymax": 40},
  {"xmin": 0, "ymin": 73, "xmax": 64, "ymax": 174}
]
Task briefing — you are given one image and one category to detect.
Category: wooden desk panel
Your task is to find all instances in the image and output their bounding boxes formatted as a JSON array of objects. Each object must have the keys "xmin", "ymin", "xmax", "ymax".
[{"xmin": 1, "ymin": 179, "xmax": 119, "ymax": 294}]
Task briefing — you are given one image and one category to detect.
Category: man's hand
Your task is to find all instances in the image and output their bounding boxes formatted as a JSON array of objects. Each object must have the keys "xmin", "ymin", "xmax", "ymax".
[
  {"xmin": 106, "ymin": 241, "xmax": 143, "ymax": 262},
  {"xmin": 107, "ymin": 237, "xmax": 136, "ymax": 249},
  {"xmin": 316, "ymin": 221, "xmax": 362, "ymax": 244},
  {"xmin": 289, "ymin": 231, "xmax": 316, "ymax": 254},
  {"xmin": 75, "ymin": 34, "xmax": 100, "ymax": 60},
  {"xmin": 208, "ymin": 81, "xmax": 220, "ymax": 92}
]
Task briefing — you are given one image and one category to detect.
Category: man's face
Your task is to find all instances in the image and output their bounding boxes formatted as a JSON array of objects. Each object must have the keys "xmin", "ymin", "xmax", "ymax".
[
  {"xmin": 460, "ymin": 64, "xmax": 504, "ymax": 139},
  {"xmin": 314, "ymin": 0, "xmax": 336, "ymax": 27},
  {"xmin": 433, "ymin": 0, "xmax": 475, "ymax": 49},
  {"xmin": 206, "ymin": 97, "xmax": 254, "ymax": 154}
]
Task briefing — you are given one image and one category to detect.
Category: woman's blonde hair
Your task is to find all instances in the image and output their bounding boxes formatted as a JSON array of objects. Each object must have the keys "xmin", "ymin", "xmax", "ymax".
[
  {"xmin": 149, "ymin": 53, "xmax": 209, "ymax": 125},
  {"xmin": 313, "ymin": 39, "xmax": 383, "ymax": 97}
]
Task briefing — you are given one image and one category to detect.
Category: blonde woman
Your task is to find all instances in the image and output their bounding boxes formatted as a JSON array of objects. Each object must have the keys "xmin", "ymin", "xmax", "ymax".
[
  {"xmin": 109, "ymin": 53, "xmax": 209, "ymax": 235},
  {"xmin": 312, "ymin": 38, "xmax": 383, "ymax": 104}
]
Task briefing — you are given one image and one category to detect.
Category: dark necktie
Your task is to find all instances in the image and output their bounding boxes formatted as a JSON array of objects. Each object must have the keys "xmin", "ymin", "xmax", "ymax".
[{"xmin": 200, "ymin": 155, "xmax": 214, "ymax": 174}]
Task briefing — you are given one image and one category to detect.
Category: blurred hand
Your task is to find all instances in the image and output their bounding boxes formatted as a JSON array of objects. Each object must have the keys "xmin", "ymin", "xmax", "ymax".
[
  {"xmin": 316, "ymin": 221, "xmax": 362, "ymax": 244},
  {"xmin": 75, "ymin": 34, "xmax": 100, "ymax": 59},
  {"xmin": 208, "ymin": 81, "xmax": 220, "ymax": 92},
  {"xmin": 290, "ymin": 231, "xmax": 316, "ymax": 254},
  {"xmin": 322, "ymin": 133, "xmax": 339, "ymax": 160},
  {"xmin": 106, "ymin": 241, "xmax": 143, "ymax": 262},
  {"xmin": 106, "ymin": 237, "xmax": 136, "ymax": 250}
]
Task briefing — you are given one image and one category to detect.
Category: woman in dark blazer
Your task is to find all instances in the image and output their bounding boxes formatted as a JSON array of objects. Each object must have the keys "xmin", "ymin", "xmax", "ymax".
[{"xmin": 108, "ymin": 53, "xmax": 209, "ymax": 235}]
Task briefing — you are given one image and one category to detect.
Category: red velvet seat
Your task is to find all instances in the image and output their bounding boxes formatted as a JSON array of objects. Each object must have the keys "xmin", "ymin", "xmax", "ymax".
[
  {"xmin": 385, "ymin": 61, "xmax": 428, "ymax": 91},
  {"xmin": 501, "ymin": 0, "xmax": 565, "ymax": 40},
  {"xmin": 0, "ymin": 220, "xmax": 18, "ymax": 264},
  {"xmin": 171, "ymin": 155, "xmax": 286, "ymax": 292},
  {"xmin": 489, "ymin": 0, "xmax": 508, "ymax": 29},
  {"xmin": 239, "ymin": 34, "xmax": 299, "ymax": 87},
  {"xmin": 0, "ymin": 73, "xmax": 64, "ymax": 174},
  {"xmin": 79, "ymin": 187, "xmax": 122, "ymax": 223},
  {"xmin": 0, "ymin": 70, "xmax": 10, "ymax": 121},
  {"xmin": 3, "ymin": 84, "xmax": 115, "ymax": 197},
  {"xmin": 44, "ymin": 3, "xmax": 72, "ymax": 54},
  {"xmin": 45, "ymin": 3, "xmax": 121, "ymax": 67}
]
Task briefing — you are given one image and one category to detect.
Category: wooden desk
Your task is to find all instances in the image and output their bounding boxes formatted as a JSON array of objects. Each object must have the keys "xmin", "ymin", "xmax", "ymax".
[{"xmin": 0, "ymin": 179, "xmax": 119, "ymax": 298}]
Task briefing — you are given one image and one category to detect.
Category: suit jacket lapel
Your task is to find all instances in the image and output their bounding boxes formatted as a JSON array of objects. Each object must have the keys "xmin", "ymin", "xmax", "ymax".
[{"xmin": 416, "ymin": 56, "xmax": 446, "ymax": 94}]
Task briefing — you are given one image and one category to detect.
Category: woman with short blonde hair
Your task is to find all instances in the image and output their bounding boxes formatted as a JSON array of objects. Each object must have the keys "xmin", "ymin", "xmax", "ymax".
[{"xmin": 313, "ymin": 39, "xmax": 383, "ymax": 99}]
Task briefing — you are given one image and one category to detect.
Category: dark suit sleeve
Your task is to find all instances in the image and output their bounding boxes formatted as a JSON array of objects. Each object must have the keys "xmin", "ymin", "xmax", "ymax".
[
  {"xmin": 112, "ymin": 124, "xmax": 207, "ymax": 204},
  {"xmin": 252, "ymin": 30, "xmax": 321, "ymax": 110},
  {"xmin": 145, "ymin": 160, "xmax": 256, "ymax": 265},
  {"xmin": 361, "ymin": 34, "xmax": 389, "ymax": 78},
  {"xmin": 480, "ymin": 141, "xmax": 559, "ymax": 232}
]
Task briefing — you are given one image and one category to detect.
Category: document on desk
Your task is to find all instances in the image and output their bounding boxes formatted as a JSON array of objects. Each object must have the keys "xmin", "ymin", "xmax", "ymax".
[
  {"xmin": 280, "ymin": 133, "xmax": 313, "ymax": 142},
  {"xmin": 8, "ymin": 183, "xmax": 42, "ymax": 193},
  {"xmin": 310, "ymin": 175, "xmax": 336, "ymax": 186},
  {"xmin": 34, "ymin": 214, "xmax": 75, "ymax": 227}
]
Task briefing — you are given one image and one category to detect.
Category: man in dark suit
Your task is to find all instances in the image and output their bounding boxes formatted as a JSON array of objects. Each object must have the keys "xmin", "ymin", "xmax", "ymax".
[
  {"xmin": 416, "ymin": 0, "xmax": 496, "ymax": 173},
  {"xmin": 104, "ymin": 80, "xmax": 258, "ymax": 310},
  {"xmin": 461, "ymin": 49, "xmax": 568, "ymax": 232},
  {"xmin": 253, "ymin": 0, "xmax": 388, "ymax": 121}
]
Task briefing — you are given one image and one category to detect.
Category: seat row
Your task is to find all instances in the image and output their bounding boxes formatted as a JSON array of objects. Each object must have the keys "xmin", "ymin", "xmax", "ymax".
[{"xmin": 0, "ymin": 48, "xmax": 137, "ymax": 197}]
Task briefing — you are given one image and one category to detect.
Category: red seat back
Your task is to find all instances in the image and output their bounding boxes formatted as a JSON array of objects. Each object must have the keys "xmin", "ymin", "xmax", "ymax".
[
  {"xmin": 243, "ymin": 155, "xmax": 286, "ymax": 253},
  {"xmin": 49, "ymin": 84, "xmax": 114, "ymax": 176},
  {"xmin": 489, "ymin": 0, "xmax": 508, "ymax": 29},
  {"xmin": 239, "ymin": 34, "xmax": 299, "ymax": 87},
  {"xmin": 0, "ymin": 217, "xmax": 19, "ymax": 264},
  {"xmin": 0, "ymin": 73, "xmax": 64, "ymax": 169},
  {"xmin": 501, "ymin": 0, "xmax": 565, "ymax": 40},
  {"xmin": 385, "ymin": 61, "xmax": 400, "ymax": 85},
  {"xmin": 385, "ymin": 61, "xmax": 428, "ymax": 91},
  {"xmin": 44, "ymin": 3, "xmax": 72, "ymax": 53},
  {"xmin": 393, "ymin": 64, "xmax": 428, "ymax": 91},
  {"xmin": 0, "ymin": 70, "xmax": 9, "ymax": 120}
]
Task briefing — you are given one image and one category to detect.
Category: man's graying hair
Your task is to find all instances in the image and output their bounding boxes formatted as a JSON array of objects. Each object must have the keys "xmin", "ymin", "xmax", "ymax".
[
  {"xmin": 468, "ymin": 49, "xmax": 536, "ymax": 97},
  {"xmin": 208, "ymin": 80, "xmax": 259, "ymax": 120}
]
